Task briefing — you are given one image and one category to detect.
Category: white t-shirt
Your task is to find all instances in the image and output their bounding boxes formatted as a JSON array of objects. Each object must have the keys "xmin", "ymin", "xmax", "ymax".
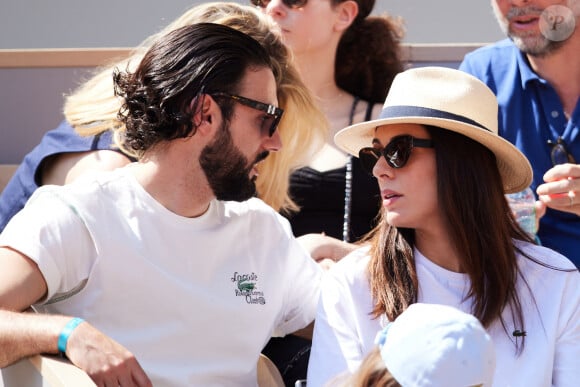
[
  {"xmin": 307, "ymin": 243, "xmax": 580, "ymax": 387},
  {"xmin": 0, "ymin": 167, "xmax": 322, "ymax": 387}
]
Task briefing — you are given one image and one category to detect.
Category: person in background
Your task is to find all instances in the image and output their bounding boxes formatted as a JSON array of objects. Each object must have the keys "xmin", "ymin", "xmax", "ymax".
[
  {"xmin": 254, "ymin": 0, "xmax": 404, "ymax": 248},
  {"xmin": 0, "ymin": 23, "xmax": 323, "ymax": 386},
  {"xmin": 338, "ymin": 303, "xmax": 496, "ymax": 387},
  {"xmin": 307, "ymin": 67, "xmax": 580, "ymax": 386},
  {"xmin": 252, "ymin": 1, "xmax": 404, "ymax": 383},
  {"xmin": 459, "ymin": 0, "xmax": 580, "ymax": 268},
  {"xmin": 0, "ymin": 2, "xmax": 327, "ymax": 232}
]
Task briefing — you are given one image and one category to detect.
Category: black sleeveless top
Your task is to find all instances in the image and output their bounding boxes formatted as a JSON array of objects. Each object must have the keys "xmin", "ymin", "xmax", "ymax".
[{"xmin": 285, "ymin": 98, "xmax": 381, "ymax": 241}]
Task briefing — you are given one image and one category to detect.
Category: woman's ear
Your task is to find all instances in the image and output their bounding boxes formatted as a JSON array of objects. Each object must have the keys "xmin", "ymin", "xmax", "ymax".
[{"xmin": 334, "ymin": 0, "xmax": 359, "ymax": 32}]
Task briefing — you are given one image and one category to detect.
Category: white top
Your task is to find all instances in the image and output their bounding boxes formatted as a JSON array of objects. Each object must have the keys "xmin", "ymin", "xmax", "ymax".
[
  {"xmin": 307, "ymin": 243, "xmax": 580, "ymax": 387},
  {"xmin": 0, "ymin": 167, "xmax": 322, "ymax": 387}
]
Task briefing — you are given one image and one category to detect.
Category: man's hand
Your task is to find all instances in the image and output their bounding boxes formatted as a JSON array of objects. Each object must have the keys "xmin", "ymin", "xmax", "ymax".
[
  {"xmin": 66, "ymin": 321, "xmax": 152, "ymax": 387},
  {"xmin": 536, "ymin": 163, "xmax": 580, "ymax": 216}
]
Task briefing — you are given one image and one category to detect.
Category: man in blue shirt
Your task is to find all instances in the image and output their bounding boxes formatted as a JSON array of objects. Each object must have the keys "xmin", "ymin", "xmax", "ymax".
[{"xmin": 460, "ymin": 0, "xmax": 580, "ymax": 267}]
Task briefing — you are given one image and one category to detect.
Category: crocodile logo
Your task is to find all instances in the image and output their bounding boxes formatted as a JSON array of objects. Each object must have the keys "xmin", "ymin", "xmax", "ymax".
[
  {"xmin": 237, "ymin": 279, "xmax": 256, "ymax": 293},
  {"xmin": 231, "ymin": 271, "xmax": 266, "ymax": 305}
]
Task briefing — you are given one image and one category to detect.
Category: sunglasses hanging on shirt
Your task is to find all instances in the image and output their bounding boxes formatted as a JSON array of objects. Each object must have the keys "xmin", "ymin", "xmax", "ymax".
[{"xmin": 547, "ymin": 137, "xmax": 576, "ymax": 166}]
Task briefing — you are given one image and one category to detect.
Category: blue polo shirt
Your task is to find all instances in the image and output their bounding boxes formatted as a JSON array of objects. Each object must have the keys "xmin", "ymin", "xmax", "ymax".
[
  {"xmin": 460, "ymin": 39, "xmax": 580, "ymax": 268},
  {"xmin": 0, "ymin": 121, "xmax": 132, "ymax": 232}
]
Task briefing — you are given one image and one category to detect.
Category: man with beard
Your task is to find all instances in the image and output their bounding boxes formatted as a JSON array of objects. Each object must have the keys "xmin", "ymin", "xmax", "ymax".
[
  {"xmin": 460, "ymin": 0, "xmax": 580, "ymax": 268},
  {"xmin": 0, "ymin": 23, "xmax": 322, "ymax": 386}
]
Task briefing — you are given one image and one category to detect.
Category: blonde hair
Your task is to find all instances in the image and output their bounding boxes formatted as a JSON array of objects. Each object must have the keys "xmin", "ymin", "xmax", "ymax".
[
  {"xmin": 332, "ymin": 348, "xmax": 400, "ymax": 387},
  {"xmin": 64, "ymin": 2, "xmax": 327, "ymax": 213}
]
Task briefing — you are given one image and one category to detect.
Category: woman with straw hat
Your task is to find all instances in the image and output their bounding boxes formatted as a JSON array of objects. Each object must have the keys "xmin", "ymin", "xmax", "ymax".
[{"xmin": 307, "ymin": 67, "xmax": 580, "ymax": 386}]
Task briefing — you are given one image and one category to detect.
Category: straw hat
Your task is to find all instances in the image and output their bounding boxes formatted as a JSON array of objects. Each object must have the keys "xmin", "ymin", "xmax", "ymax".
[
  {"xmin": 375, "ymin": 303, "xmax": 496, "ymax": 387},
  {"xmin": 334, "ymin": 66, "xmax": 532, "ymax": 193}
]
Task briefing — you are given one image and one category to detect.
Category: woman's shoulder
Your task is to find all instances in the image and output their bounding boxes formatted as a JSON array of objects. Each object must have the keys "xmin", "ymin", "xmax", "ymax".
[{"xmin": 515, "ymin": 240, "xmax": 578, "ymax": 272}]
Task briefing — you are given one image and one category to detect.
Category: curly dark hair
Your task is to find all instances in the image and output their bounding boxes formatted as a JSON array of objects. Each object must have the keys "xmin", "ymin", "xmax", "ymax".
[
  {"xmin": 113, "ymin": 23, "xmax": 273, "ymax": 153},
  {"xmin": 334, "ymin": 0, "xmax": 405, "ymax": 103}
]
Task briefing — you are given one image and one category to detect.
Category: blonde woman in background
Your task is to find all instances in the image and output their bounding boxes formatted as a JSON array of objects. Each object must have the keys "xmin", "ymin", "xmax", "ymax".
[
  {"xmin": 0, "ymin": 2, "xmax": 327, "ymax": 231},
  {"xmin": 254, "ymin": 0, "xmax": 404, "ymax": 245}
]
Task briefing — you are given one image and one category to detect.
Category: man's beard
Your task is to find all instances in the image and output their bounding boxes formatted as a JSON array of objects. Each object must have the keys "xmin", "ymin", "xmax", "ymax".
[
  {"xmin": 199, "ymin": 120, "xmax": 269, "ymax": 202},
  {"xmin": 492, "ymin": 3, "xmax": 567, "ymax": 57}
]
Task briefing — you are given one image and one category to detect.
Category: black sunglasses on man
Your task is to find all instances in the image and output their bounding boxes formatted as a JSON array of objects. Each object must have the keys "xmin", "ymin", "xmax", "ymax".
[{"xmin": 211, "ymin": 93, "xmax": 284, "ymax": 137}]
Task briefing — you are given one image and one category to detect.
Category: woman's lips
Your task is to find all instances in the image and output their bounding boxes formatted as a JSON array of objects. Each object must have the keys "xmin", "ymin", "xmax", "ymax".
[{"xmin": 381, "ymin": 189, "xmax": 402, "ymax": 207}]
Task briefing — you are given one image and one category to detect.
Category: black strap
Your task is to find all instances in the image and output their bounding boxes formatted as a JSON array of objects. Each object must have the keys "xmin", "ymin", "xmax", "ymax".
[
  {"xmin": 348, "ymin": 96, "xmax": 360, "ymax": 126},
  {"xmin": 349, "ymin": 96, "xmax": 375, "ymax": 124},
  {"xmin": 364, "ymin": 101, "xmax": 374, "ymax": 121}
]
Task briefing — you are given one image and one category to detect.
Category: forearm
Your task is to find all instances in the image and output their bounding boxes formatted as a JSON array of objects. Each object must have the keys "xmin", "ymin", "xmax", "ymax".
[
  {"xmin": 297, "ymin": 233, "xmax": 360, "ymax": 263},
  {"xmin": 292, "ymin": 322, "xmax": 314, "ymax": 340},
  {"xmin": 0, "ymin": 309, "xmax": 68, "ymax": 367},
  {"xmin": 1, "ymin": 309, "xmax": 152, "ymax": 385}
]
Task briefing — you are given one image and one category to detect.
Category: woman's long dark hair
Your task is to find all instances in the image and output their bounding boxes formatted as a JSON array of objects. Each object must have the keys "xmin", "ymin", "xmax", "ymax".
[
  {"xmin": 368, "ymin": 126, "xmax": 536, "ymax": 352},
  {"xmin": 333, "ymin": 0, "xmax": 405, "ymax": 103}
]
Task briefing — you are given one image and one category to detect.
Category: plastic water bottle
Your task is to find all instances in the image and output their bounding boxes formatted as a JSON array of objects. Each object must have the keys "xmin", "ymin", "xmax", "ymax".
[{"xmin": 505, "ymin": 187, "xmax": 537, "ymax": 237}]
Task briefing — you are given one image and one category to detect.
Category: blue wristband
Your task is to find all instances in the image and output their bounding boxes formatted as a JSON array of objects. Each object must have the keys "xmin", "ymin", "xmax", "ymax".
[{"xmin": 57, "ymin": 317, "xmax": 85, "ymax": 354}]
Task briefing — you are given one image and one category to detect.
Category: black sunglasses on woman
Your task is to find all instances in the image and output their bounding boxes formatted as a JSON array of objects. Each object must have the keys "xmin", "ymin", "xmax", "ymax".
[{"xmin": 358, "ymin": 134, "xmax": 434, "ymax": 175}]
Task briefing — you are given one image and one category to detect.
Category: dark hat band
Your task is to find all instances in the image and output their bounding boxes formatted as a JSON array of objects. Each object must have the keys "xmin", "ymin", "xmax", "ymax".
[{"xmin": 379, "ymin": 105, "xmax": 490, "ymax": 132}]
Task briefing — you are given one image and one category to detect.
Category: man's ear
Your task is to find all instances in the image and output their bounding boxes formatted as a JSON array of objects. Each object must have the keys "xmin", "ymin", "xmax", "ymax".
[
  {"xmin": 191, "ymin": 94, "xmax": 219, "ymax": 136},
  {"xmin": 334, "ymin": 0, "xmax": 359, "ymax": 33}
]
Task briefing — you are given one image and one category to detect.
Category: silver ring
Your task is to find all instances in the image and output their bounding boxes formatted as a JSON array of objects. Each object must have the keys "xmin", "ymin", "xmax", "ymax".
[{"xmin": 570, "ymin": 195, "xmax": 574, "ymax": 207}]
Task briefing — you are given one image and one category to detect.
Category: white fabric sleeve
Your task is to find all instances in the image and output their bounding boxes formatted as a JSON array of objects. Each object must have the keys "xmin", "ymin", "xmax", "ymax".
[
  {"xmin": 553, "ymin": 269, "xmax": 580, "ymax": 385},
  {"xmin": 0, "ymin": 188, "xmax": 96, "ymax": 302},
  {"xmin": 273, "ymin": 231, "xmax": 323, "ymax": 337},
  {"xmin": 307, "ymin": 264, "xmax": 364, "ymax": 387}
]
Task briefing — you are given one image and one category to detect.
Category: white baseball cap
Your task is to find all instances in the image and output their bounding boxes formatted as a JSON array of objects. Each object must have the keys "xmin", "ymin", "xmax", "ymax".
[{"xmin": 375, "ymin": 303, "xmax": 496, "ymax": 387}]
